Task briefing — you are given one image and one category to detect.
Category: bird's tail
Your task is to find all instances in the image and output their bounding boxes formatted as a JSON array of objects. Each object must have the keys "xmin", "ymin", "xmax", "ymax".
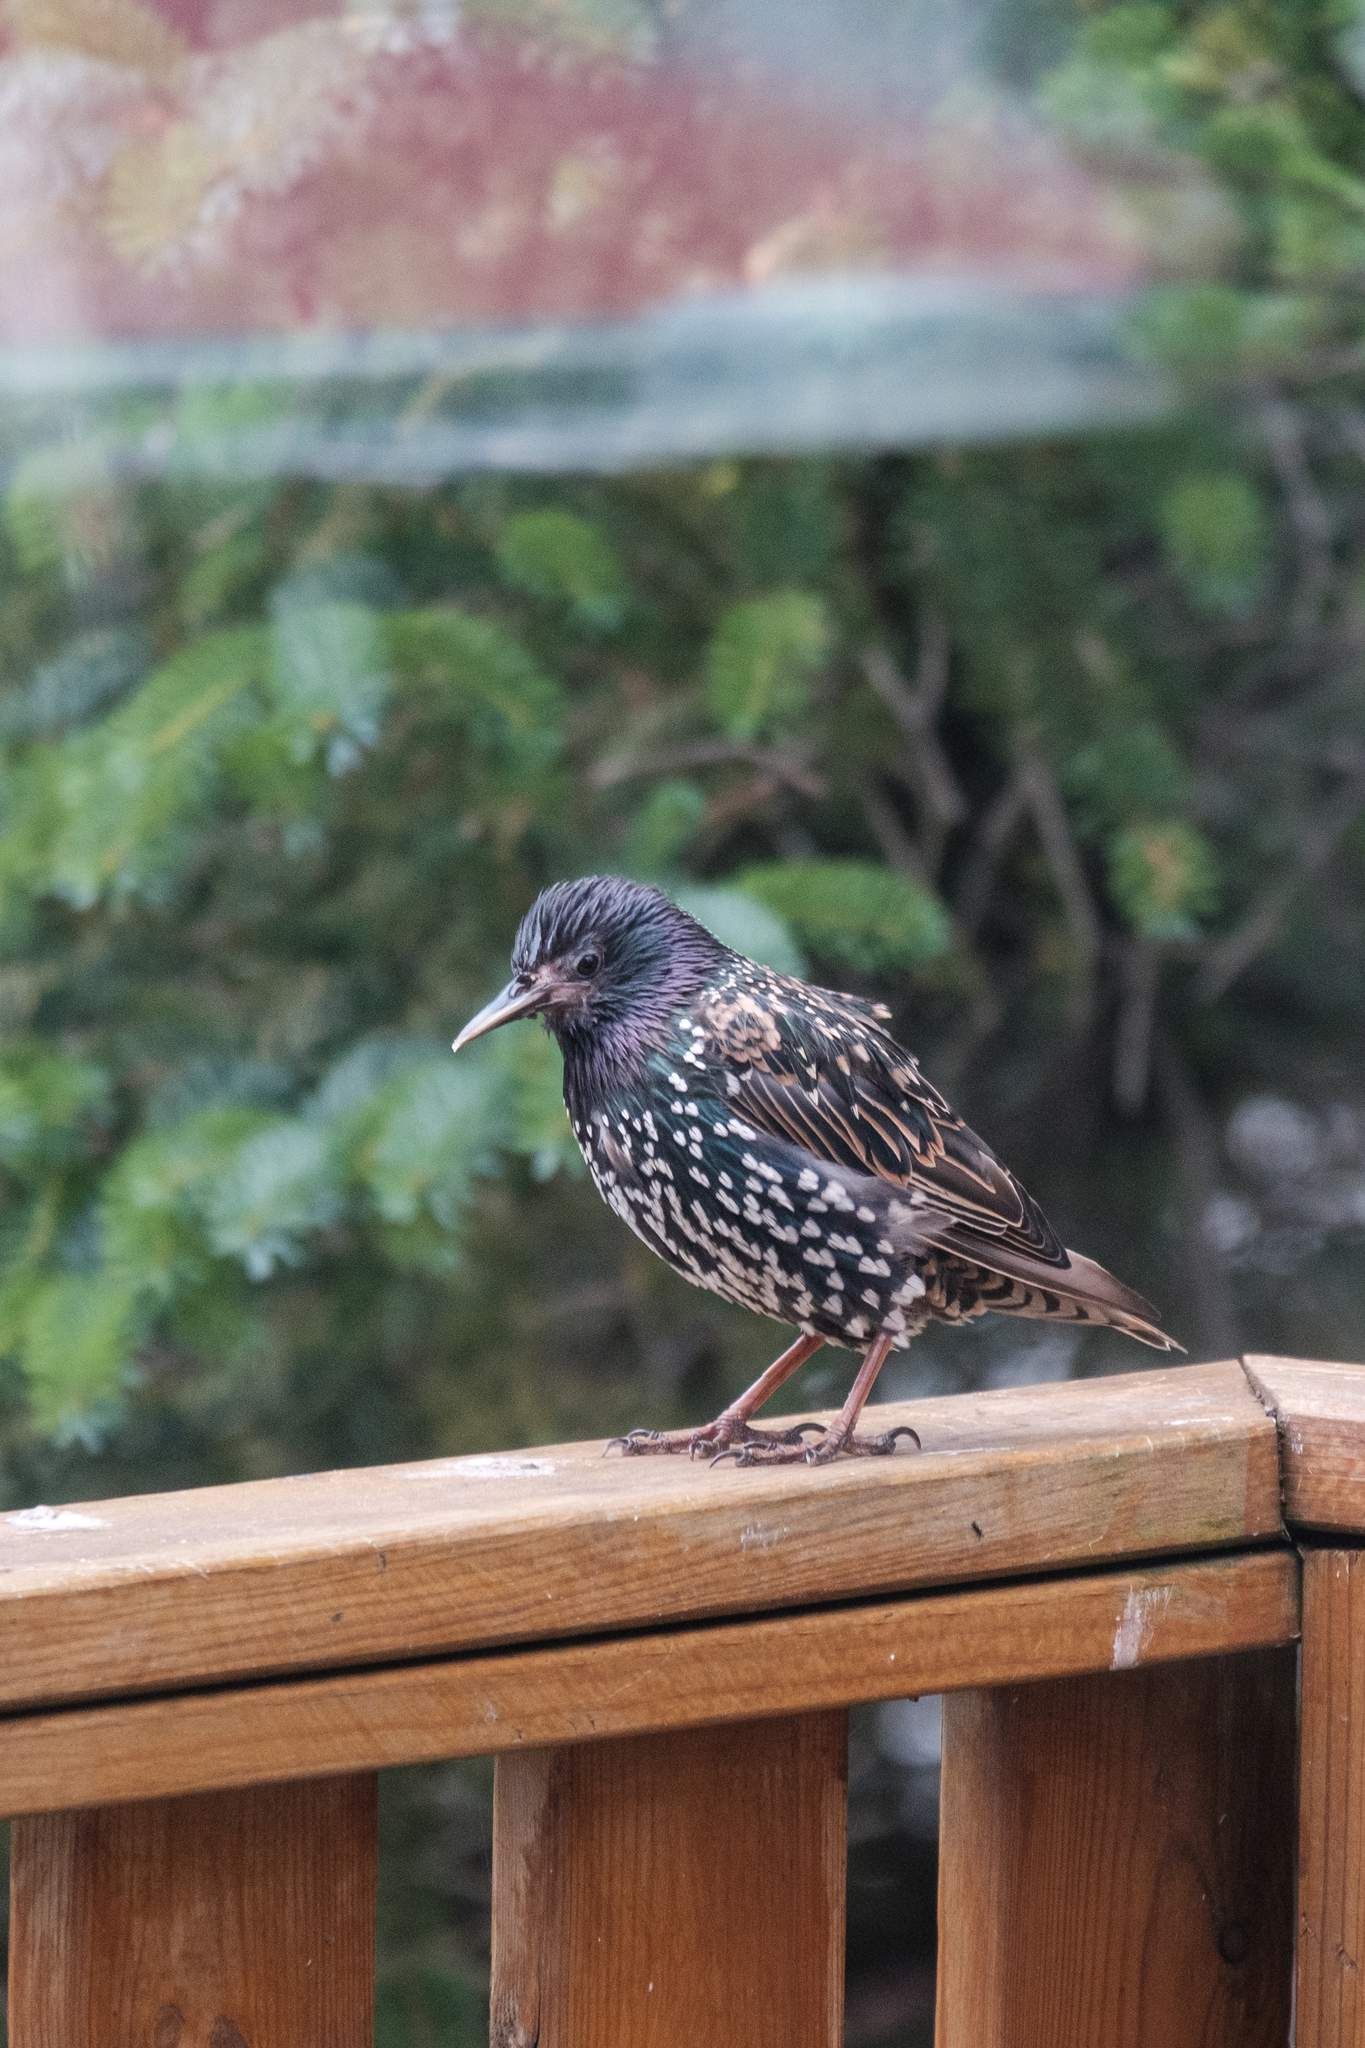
[
  {"xmin": 920, "ymin": 1227, "xmax": 1185, "ymax": 1353},
  {"xmin": 968, "ymin": 1270, "xmax": 1183, "ymax": 1351}
]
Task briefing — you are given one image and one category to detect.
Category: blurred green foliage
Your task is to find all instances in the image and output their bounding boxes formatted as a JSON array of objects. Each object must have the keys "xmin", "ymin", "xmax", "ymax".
[{"xmin": 2, "ymin": 2, "xmax": 1365, "ymax": 2039}]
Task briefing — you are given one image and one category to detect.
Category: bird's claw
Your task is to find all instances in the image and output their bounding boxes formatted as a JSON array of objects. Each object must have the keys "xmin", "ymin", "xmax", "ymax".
[
  {"xmin": 861, "ymin": 1423, "xmax": 922, "ymax": 1455},
  {"xmin": 712, "ymin": 1422, "xmax": 923, "ymax": 1467},
  {"xmin": 604, "ymin": 1427, "xmax": 675, "ymax": 1456},
  {"xmin": 708, "ymin": 1441, "xmax": 777, "ymax": 1468},
  {"xmin": 606, "ymin": 1420, "xmax": 807, "ymax": 1459},
  {"xmin": 804, "ymin": 1421, "xmax": 922, "ymax": 1462},
  {"xmin": 610, "ymin": 1419, "xmax": 921, "ymax": 1466},
  {"xmin": 707, "ymin": 1420, "xmax": 827, "ymax": 1465}
]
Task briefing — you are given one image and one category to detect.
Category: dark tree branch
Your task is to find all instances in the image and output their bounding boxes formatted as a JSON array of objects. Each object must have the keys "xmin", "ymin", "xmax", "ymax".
[
  {"xmin": 592, "ymin": 739, "xmax": 826, "ymax": 800},
  {"xmin": 861, "ymin": 777, "xmax": 933, "ymax": 887},
  {"xmin": 1015, "ymin": 734, "xmax": 1103, "ymax": 1029},
  {"xmin": 1113, "ymin": 937, "xmax": 1161, "ymax": 1118},
  {"xmin": 861, "ymin": 774, "xmax": 1002, "ymax": 1091},
  {"xmin": 1154, "ymin": 1035, "xmax": 1242, "ymax": 1361},
  {"xmin": 1195, "ymin": 761, "xmax": 1365, "ymax": 1003},
  {"xmin": 1260, "ymin": 394, "xmax": 1334, "ymax": 646},
  {"xmin": 859, "ymin": 621, "xmax": 966, "ymax": 875},
  {"xmin": 954, "ymin": 767, "xmax": 1027, "ymax": 939}
]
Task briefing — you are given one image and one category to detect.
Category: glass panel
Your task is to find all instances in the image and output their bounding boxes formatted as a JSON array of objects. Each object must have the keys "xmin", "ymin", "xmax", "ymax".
[{"xmin": 0, "ymin": 0, "xmax": 1232, "ymax": 474}]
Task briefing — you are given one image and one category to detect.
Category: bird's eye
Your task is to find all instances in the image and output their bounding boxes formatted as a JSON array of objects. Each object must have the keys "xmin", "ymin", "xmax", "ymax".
[{"xmin": 574, "ymin": 949, "xmax": 603, "ymax": 978}]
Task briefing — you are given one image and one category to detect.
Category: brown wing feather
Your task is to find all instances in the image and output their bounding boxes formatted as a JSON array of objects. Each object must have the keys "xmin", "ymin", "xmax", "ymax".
[
  {"xmin": 695, "ymin": 971, "xmax": 1178, "ymax": 1347},
  {"xmin": 697, "ymin": 975, "xmax": 1067, "ymax": 1265}
]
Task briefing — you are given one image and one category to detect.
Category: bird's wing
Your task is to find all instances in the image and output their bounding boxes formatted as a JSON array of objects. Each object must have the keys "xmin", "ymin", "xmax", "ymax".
[
  {"xmin": 694, "ymin": 976, "xmax": 1070, "ymax": 1272},
  {"xmin": 690, "ymin": 974, "xmax": 1177, "ymax": 1348}
]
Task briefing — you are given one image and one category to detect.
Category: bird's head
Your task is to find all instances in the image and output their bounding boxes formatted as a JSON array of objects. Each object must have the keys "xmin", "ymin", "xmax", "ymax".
[{"xmin": 452, "ymin": 876, "xmax": 725, "ymax": 1061}]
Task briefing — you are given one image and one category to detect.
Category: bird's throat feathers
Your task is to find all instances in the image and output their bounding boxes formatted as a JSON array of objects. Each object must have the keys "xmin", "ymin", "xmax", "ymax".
[{"xmin": 556, "ymin": 939, "xmax": 721, "ymax": 1120}]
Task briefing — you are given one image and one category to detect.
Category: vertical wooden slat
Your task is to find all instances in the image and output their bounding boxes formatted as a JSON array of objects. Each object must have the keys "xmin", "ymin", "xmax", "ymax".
[
  {"xmin": 8, "ymin": 1774, "xmax": 376, "ymax": 2047},
  {"xmin": 1299, "ymin": 1546, "xmax": 1365, "ymax": 2048},
  {"xmin": 936, "ymin": 1650, "xmax": 1295, "ymax": 2048},
  {"xmin": 491, "ymin": 1711, "xmax": 847, "ymax": 2048}
]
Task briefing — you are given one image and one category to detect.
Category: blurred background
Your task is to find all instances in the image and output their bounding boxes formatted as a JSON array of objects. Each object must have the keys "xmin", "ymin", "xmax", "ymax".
[{"xmin": 1, "ymin": 0, "xmax": 1364, "ymax": 2040}]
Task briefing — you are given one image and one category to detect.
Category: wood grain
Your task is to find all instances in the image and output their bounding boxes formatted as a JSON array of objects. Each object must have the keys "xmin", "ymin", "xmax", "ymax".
[
  {"xmin": 0, "ymin": 1362, "xmax": 1277, "ymax": 1712},
  {"xmin": 935, "ymin": 1649, "xmax": 1296, "ymax": 2048},
  {"xmin": 491, "ymin": 1713, "xmax": 846, "ymax": 2048},
  {"xmin": 8, "ymin": 1775, "xmax": 376, "ymax": 2047},
  {"xmin": 1244, "ymin": 1355, "xmax": 1365, "ymax": 1534},
  {"xmin": 1298, "ymin": 1546, "xmax": 1365, "ymax": 2047},
  {"xmin": 0, "ymin": 1550, "xmax": 1297, "ymax": 1819}
]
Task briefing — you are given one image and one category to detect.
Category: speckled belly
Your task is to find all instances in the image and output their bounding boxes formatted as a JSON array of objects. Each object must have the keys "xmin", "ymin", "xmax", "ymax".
[{"xmin": 574, "ymin": 1102, "xmax": 932, "ymax": 1349}]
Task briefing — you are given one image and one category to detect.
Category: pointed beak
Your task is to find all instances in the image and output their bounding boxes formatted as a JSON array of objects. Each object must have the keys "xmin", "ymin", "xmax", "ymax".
[{"xmin": 451, "ymin": 977, "xmax": 546, "ymax": 1054}]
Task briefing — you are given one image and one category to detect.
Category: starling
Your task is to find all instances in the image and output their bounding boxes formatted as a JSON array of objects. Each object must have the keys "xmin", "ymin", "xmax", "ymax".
[{"xmin": 453, "ymin": 876, "xmax": 1181, "ymax": 1465}]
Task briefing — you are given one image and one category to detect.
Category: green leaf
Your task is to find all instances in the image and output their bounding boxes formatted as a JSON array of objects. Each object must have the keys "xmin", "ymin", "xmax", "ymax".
[
  {"xmin": 4, "ymin": 447, "xmax": 90, "ymax": 575},
  {"xmin": 0, "ymin": 626, "xmax": 149, "ymax": 739},
  {"xmin": 671, "ymin": 884, "xmax": 805, "ymax": 976},
  {"xmin": 269, "ymin": 598, "xmax": 390, "ymax": 774},
  {"xmin": 1159, "ymin": 473, "xmax": 1270, "ymax": 618},
  {"xmin": 1127, "ymin": 286, "xmax": 1317, "ymax": 378},
  {"xmin": 175, "ymin": 379, "xmax": 289, "ymax": 447},
  {"xmin": 375, "ymin": 1964, "xmax": 486, "ymax": 2048},
  {"xmin": 705, "ymin": 591, "xmax": 830, "ymax": 742},
  {"xmin": 621, "ymin": 780, "xmax": 707, "ymax": 876},
  {"xmin": 353, "ymin": 1059, "xmax": 493, "ymax": 1229},
  {"xmin": 179, "ymin": 525, "xmax": 271, "ymax": 628},
  {"xmin": 721, "ymin": 464, "xmax": 841, "ymax": 586},
  {"xmin": 495, "ymin": 509, "xmax": 627, "ymax": 630},
  {"xmin": 21, "ymin": 627, "xmax": 267, "ymax": 909},
  {"xmin": 1107, "ymin": 821, "xmax": 1220, "ymax": 939},
  {"xmin": 0, "ymin": 1263, "xmax": 43, "ymax": 1360},
  {"xmin": 1201, "ymin": 102, "xmax": 1353, "ymax": 193},
  {"xmin": 387, "ymin": 607, "xmax": 563, "ymax": 771},
  {"xmin": 1066, "ymin": 723, "xmax": 1192, "ymax": 836},
  {"xmin": 305, "ymin": 1037, "xmax": 437, "ymax": 1135},
  {"xmin": 488, "ymin": 1027, "xmax": 577, "ymax": 1181},
  {"xmin": 0, "ymin": 1045, "xmax": 109, "ymax": 1176},
  {"xmin": 110, "ymin": 626, "xmax": 265, "ymax": 751},
  {"xmin": 1039, "ymin": 5, "xmax": 1178, "ymax": 152},
  {"xmin": 103, "ymin": 1107, "xmax": 275, "ymax": 1299},
  {"xmin": 21, "ymin": 1269, "xmax": 144, "ymax": 1442},
  {"xmin": 1073, "ymin": 2, "xmax": 1173, "ymax": 66},
  {"xmin": 220, "ymin": 716, "xmax": 328, "ymax": 825},
  {"xmin": 200, "ymin": 1119, "xmax": 343, "ymax": 1280},
  {"xmin": 737, "ymin": 861, "xmax": 951, "ymax": 976}
]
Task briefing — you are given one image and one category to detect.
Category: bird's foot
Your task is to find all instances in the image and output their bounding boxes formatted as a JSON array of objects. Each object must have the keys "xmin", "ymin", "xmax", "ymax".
[
  {"xmin": 605, "ymin": 1419, "xmax": 823, "ymax": 1459},
  {"xmin": 711, "ymin": 1422, "xmax": 922, "ymax": 1468},
  {"xmin": 827, "ymin": 1423, "xmax": 923, "ymax": 1461}
]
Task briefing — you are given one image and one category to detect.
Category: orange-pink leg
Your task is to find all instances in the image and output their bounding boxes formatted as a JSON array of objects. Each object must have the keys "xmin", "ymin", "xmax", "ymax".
[
  {"xmin": 609, "ymin": 1330, "xmax": 826, "ymax": 1459},
  {"xmin": 713, "ymin": 1330, "xmax": 920, "ymax": 1467}
]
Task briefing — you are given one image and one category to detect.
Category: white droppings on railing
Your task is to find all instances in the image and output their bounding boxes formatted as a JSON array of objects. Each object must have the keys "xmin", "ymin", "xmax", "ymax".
[
  {"xmin": 4, "ymin": 1504, "xmax": 107, "ymax": 1532},
  {"xmin": 401, "ymin": 1456, "xmax": 557, "ymax": 1478},
  {"xmin": 1111, "ymin": 1584, "xmax": 1173, "ymax": 1669},
  {"xmin": 740, "ymin": 1522, "xmax": 789, "ymax": 1551}
]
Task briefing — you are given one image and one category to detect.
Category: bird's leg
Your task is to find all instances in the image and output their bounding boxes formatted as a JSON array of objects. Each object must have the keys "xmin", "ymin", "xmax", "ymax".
[
  {"xmin": 712, "ymin": 1330, "xmax": 921, "ymax": 1467},
  {"xmin": 801, "ymin": 1330, "xmax": 920, "ymax": 1462},
  {"xmin": 607, "ymin": 1331, "xmax": 826, "ymax": 1457}
]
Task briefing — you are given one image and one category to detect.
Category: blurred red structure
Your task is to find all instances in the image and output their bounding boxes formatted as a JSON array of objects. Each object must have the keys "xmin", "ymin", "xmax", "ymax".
[{"xmin": 0, "ymin": 0, "xmax": 1143, "ymax": 347}]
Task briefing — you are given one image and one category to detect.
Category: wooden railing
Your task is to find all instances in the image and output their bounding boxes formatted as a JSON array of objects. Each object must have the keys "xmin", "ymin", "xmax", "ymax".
[{"xmin": 0, "ymin": 1353, "xmax": 1359, "ymax": 2045}]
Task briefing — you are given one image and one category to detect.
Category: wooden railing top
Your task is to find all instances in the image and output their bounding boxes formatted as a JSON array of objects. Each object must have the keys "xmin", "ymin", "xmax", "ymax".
[
  {"xmin": 1246, "ymin": 1355, "xmax": 1365, "ymax": 1534},
  {"xmin": 0, "ymin": 1360, "xmax": 1283, "ymax": 1715}
]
